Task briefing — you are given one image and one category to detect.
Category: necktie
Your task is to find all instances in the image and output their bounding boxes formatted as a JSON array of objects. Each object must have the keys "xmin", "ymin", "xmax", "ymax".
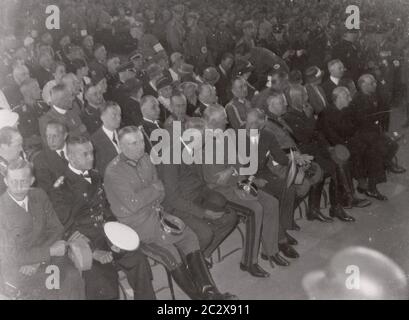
[
  {"xmin": 59, "ymin": 150, "xmax": 65, "ymax": 159},
  {"xmin": 112, "ymin": 133, "xmax": 118, "ymax": 146},
  {"xmin": 81, "ymin": 172, "xmax": 91, "ymax": 181}
]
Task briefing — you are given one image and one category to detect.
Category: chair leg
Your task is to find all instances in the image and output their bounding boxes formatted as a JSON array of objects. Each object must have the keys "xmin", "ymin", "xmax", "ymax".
[{"xmin": 165, "ymin": 267, "xmax": 175, "ymax": 300}]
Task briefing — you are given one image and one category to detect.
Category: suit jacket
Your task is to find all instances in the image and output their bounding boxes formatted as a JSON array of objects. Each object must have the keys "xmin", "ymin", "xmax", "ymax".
[
  {"xmin": 283, "ymin": 107, "xmax": 330, "ymax": 152},
  {"xmin": 305, "ymin": 83, "xmax": 328, "ymax": 115},
  {"xmin": 49, "ymin": 167, "xmax": 114, "ymax": 248},
  {"xmin": 215, "ymin": 66, "xmax": 231, "ymax": 106},
  {"xmin": 39, "ymin": 107, "xmax": 88, "ymax": 144},
  {"xmin": 321, "ymin": 77, "xmax": 356, "ymax": 103},
  {"xmin": 91, "ymin": 127, "xmax": 119, "ymax": 175},
  {"xmin": 140, "ymin": 119, "xmax": 162, "ymax": 154},
  {"xmin": 0, "ymin": 188, "xmax": 63, "ymax": 271},
  {"xmin": 316, "ymin": 105, "xmax": 354, "ymax": 146},
  {"xmin": 142, "ymin": 82, "xmax": 159, "ymax": 98},
  {"xmin": 80, "ymin": 104, "xmax": 102, "ymax": 135},
  {"xmin": 346, "ymin": 91, "xmax": 386, "ymax": 134},
  {"xmin": 264, "ymin": 116, "xmax": 297, "ymax": 151},
  {"xmin": 158, "ymin": 145, "xmax": 207, "ymax": 219},
  {"xmin": 33, "ymin": 147, "xmax": 69, "ymax": 194},
  {"xmin": 104, "ymin": 153, "xmax": 165, "ymax": 242},
  {"xmin": 33, "ymin": 66, "xmax": 53, "ymax": 89},
  {"xmin": 2, "ymin": 80, "xmax": 23, "ymax": 107}
]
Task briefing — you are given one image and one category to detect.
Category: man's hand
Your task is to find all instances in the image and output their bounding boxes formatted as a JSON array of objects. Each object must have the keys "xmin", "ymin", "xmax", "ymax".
[
  {"xmin": 93, "ymin": 250, "xmax": 113, "ymax": 264},
  {"xmin": 50, "ymin": 240, "xmax": 67, "ymax": 257},
  {"xmin": 204, "ymin": 209, "xmax": 225, "ymax": 220},
  {"xmin": 215, "ymin": 167, "xmax": 234, "ymax": 184},
  {"xmin": 19, "ymin": 263, "xmax": 41, "ymax": 276},
  {"xmin": 254, "ymin": 178, "xmax": 268, "ymax": 188},
  {"xmin": 292, "ymin": 151, "xmax": 313, "ymax": 166},
  {"xmin": 68, "ymin": 231, "xmax": 90, "ymax": 244}
]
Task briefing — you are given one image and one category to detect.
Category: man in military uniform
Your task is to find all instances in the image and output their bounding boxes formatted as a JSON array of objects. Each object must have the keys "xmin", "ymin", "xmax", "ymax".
[
  {"xmin": 88, "ymin": 44, "xmax": 108, "ymax": 85},
  {"xmin": 0, "ymin": 126, "xmax": 23, "ymax": 195},
  {"xmin": 14, "ymin": 78, "xmax": 49, "ymax": 159},
  {"xmin": 184, "ymin": 12, "xmax": 213, "ymax": 74},
  {"xmin": 104, "ymin": 126, "xmax": 236, "ymax": 300},
  {"xmin": 332, "ymin": 29, "xmax": 362, "ymax": 81},
  {"xmin": 126, "ymin": 19, "xmax": 167, "ymax": 67},
  {"xmin": 167, "ymin": 4, "xmax": 186, "ymax": 54},
  {"xmin": 270, "ymin": 24, "xmax": 291, "ymax": 59},
  {"xmin": 49, "ymin": 135, "xmax": 155, "ymax": 300}
]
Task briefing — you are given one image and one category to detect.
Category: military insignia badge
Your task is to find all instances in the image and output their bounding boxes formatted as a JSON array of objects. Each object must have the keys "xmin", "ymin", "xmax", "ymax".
[{"xmin": 273, "ymin": 64, "xmax": 280, "ymax": 70}]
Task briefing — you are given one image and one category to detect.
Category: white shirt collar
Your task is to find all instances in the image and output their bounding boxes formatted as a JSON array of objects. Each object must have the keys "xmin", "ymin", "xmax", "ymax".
[
  {"xmin": 330, "ymin": 76, "xmax": 340, "ymax": 85},
  {"xmin": 143, "ymin": 117, "xmax": 160, "ymax": 126},
  {"xmin": 219, "ymin": 65, "xmax": 227, "ymax": 76},
  {"xmin": 169, "ymin": 68, "xmax": 180, "ymax": 81},
  {"xmin": 68, "ymin": 164, "xmax": 91, "ymax": 183},
  {"xmin": 8, "ymin": 192, "xmax": 28, "ymax": 212},
  {"xmin": 149, "ymin": 81, "xmax": 157, "ymax": 91},
  {"xmin": 102, "ymin": 126, "xmax": 116, "ymax": 139},
  {"xmin": 102, "ymin": 126, "xmax": 120, "ymax": 151},
  {"xmin": 53, "ymin": 105, "xmax": 67, "ymax": 114},
  {"xmin": 56, "ymin": 144, "xmax": 67, "ymax": 158}
]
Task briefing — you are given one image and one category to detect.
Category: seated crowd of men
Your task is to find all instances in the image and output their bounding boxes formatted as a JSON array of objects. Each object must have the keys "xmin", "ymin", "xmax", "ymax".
[{"xmin": 0, "ymin": 0, "xmax": 408, "ymax": 300}]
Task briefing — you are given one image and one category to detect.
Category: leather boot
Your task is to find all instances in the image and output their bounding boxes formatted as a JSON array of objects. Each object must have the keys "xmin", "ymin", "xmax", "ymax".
[
  {"xmin": 186, "ymin": 251, "xmax": 237, "ymax": 300},
  {"xmin": 170, "ymin": 264, "xmax": 202, "ymax": 300},
  {"xmin": 338, "ymin": 165, "xmax": 371, "ymax": 208},
  {"xmin": 307, "ymin": 181, "xmax": 333, "ymax": 222}
]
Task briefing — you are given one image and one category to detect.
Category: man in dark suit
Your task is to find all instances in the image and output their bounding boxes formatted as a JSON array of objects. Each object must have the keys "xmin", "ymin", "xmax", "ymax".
[
  {"xmin": 32, "ymin": 52, "xmax": 54, "ymax": 89},
  {"xmin": 110, "ymin": 78, "xmax": 144, "ymax": 128},
  {"xmin": 158, "ymin": 117, "xmax": 238, "ymax": 261},
  {"xmin": 33, "ymin": 121, "xmax": 69, "ymax": 194},
  {"xmin": 2, "ymin": 64, "xmax": 30, "ymax": 108},
  {"xmin": 49, "ymin": 135, "xmax": 155, "ymax": 300},
  {"xmin": 345, "ymin": 74, "xmax": 405, "ymax": 200},
  {"xmin": 304, "ymin": 66, "xmax": 329, "ymax": 115},
  {"xmin": 91, "ymin": 102, "xmax": 121, "ymax": 176},
  {"xmin": 140, "ymin": 95, "xmax": 163, "ymax": 155},
  {"xmin": 142, "ymin": 63, "xmax": 163, "ymax": 98},
  {"xmin": 283, "ymin": 85, "xmax": 355, "ymax": 223},
  {"xmin": 321, "ymin": 59, "xmax": 357, "ymax": 103},
  {"xmin": 0, "ymin": 159, "xmax": 85, "ymax": 299},
  {"xmin": 215, "ymin": 53, "xmax": 234, "ymax": 106}
]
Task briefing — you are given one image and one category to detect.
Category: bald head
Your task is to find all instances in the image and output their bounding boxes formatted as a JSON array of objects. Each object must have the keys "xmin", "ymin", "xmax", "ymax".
[
  {"xmin": 333, "ymin": 87, "xmax": 352, "ymax": 110},
  {"xmin": 358, "ymin": 74, "xmax": 377, "ymax": 95}
]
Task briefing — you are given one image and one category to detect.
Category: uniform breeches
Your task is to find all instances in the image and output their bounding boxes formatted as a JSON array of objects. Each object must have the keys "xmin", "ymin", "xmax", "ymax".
[
  {"xmin": 139, "ymin": 226, "xmax": 200, "ymax": 271},
  {"xmin": 179, "ymin": 212, "xmax": 238, "ymax": 259},
  {"xmin": 260, "ymin": 169, "xmax": 296, "ymax": 240}
]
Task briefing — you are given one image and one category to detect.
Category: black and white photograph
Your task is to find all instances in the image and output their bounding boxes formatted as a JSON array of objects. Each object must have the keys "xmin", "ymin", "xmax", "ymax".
[{"xmin": 0, "ymin": 0, "xmax": 409, "ymax": 306}]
